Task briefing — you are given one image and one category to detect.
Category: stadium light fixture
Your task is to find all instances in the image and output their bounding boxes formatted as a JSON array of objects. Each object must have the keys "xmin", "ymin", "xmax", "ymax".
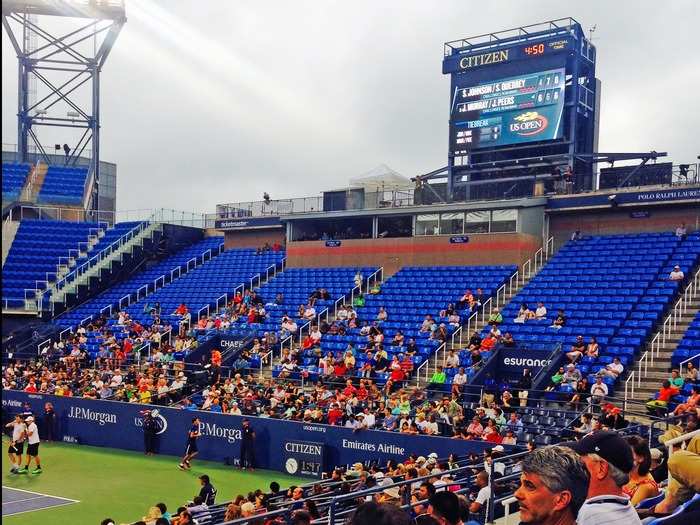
[
  {"xmin": 67, "ymin": 111, "xmax": 80, "ymax": 118},
  {"xmin": 34, "ymin": 109, "xmax": 48, "ymax": 116}
]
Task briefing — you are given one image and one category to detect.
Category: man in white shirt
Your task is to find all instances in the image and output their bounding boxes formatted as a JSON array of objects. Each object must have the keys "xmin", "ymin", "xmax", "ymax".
[
  {"xmin": 535, "ymin": 302, "xmax": 548, "ymax": 320},
  {"xmin": 17, "ymin": 415, "xmax": 41, "ymax": 474},
  {"xmin": 469, "ymin": 471, "xmax": 491, "ymax": 522},
  {"xmin": 590, "ymin": 376, "xmax": 609, "ymax": 404},
  {"xmin": 669, "ymin": 265, "xmax": 684, "ymax": 281},
  {"xmin": 452, "ymin": 368, "xmax": 467, "ymax": 392},
  {"xmin": 6, "ymin": 415, "xmax": 26, "ymax": 473},
  {"xmin": 445, "ymin": 350, "xmax": 460, "ymax": 369},
  {"xmin": 597, "ymin": 357, "xmax": 624, "ymax": 380},
  {"xmin": 303, "ymin": 304, "xmax": 316, "ymax": 321},
  {"xmin": 675, "ymin": 223, "xmax": 687, "ymax": 239},
  {"xmin": 564, "ymin": 431, "xmax": 641, "ymax": 525}
]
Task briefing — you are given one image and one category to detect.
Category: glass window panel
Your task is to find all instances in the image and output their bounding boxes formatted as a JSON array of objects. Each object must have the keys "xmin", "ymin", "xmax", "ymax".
[
  {"xmin": 440, "ymin": 212, "xmax": 464, "ymax": 235},
  {"xmin": 491, "ymin": 209, "xmax": 517, "ymax": 232},
  {"xmin": 464, "ymin": 211, "xmax": 490, "ymax": 233},
  {"xmin": 415, "ymin": 214, "xmax": 439, "ymax": 236}
]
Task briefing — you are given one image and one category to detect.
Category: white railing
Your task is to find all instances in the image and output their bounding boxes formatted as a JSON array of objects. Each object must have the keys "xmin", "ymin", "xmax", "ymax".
[
  {"xmin": 636, "ymin": 266, "xmax": 700, "ymax": 388},
  {"xmin": 500, "ymin": 496, "xmax": 518, "ymax": 525},
  {"xmin": 278, "ymin": 335, "xmax": 293, "ymax": 361},
  {"xmin": 623, "ymin": 371, "xmax": 636, "ymax": 411},
  {"xmin": 333, "ymin": 297, "xmax": 345, "ymax": 318},
  {"xmin": 432, "ymin": 342, "xmax": 447, "ymax": 372},
  {"xmin": 450, "ymin": 325, "xmax": 463, "ymax": 348},
  {"xmin": 365, "ymin": 267, "xmax": 384, "ymax": 294},
  {"xmin": 260, "ymin": 349, "xmax": 273, "ymax": 377},
  {"xmin": 197, "ymin": 305, "xmax": 210, "ymax": 321},
  {"xmin": 36, "ymin": 338, "xmax": 52, "ymax": 356},
  {"xmin": 415, "ymin": 357, "xmax": 432, "ymax": 386},
  {"xmin": 59, "ymin": 327, "xmax": 73, "ymax": 341}
]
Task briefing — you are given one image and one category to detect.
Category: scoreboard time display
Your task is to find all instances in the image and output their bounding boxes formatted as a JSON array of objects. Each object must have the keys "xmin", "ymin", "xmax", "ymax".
[
  {"xmin": 450, "ymin": 68, "xmax": 565, "ymax": 151},
  {"xmin": 442, "ymin": 36, "xmax": 573, "ymax": 74}
]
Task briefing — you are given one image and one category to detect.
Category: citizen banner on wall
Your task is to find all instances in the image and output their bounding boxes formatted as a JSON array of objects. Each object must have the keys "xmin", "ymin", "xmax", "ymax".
[
  {"xmin": 1, "ymin": 392, "xmax": 503, "ymax": 475},
  {"xmin": 282, "ymin": 440, "xmax": 325, "ymax": 478}
]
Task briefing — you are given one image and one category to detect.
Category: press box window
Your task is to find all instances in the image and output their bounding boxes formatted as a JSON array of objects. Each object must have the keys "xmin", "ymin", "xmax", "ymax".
[
  {"xmin": 491, "ymin": 209, "xmax": 517, "ymax": 232},
  {"xmin": 464, "ymin": 211, "xmax": 490, "ymax": 234},
  {"xmin": 440, "ymin": 212, "xmax": 464, "ymax": 235},
  {"xmin": 415, "ymin": 214, "xmax": 439, "ymax": 236}
]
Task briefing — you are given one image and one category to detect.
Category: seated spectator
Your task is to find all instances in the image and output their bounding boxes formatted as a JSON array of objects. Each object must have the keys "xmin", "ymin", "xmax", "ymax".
[
  {"xmin": 451, "ymin": 367, "xmax": 467, "ymax": 395},
  {"xmin": 420, "ymin": 315, "xmax": 434, "ymax": 333},
  {"xmin": 514, "ymin": 303, "xmax": 535, "ymax": 323},
  {"xmin": 646, "ymin": 380, "xmax": 680, "ymax": 415},
  {"xmin": 566, "ymin": 335, "xmax": 586, "ymax": 363},
  {"xmin": 479, "ymin": 333, "xmax": 497, "ymax": 352},
  {"xmin": 573, "ymin": 413, "xmax": 593, "ymax": 436},
  {"xmin": 534, "ymin": 302, "xmax": 547, "ymax": 320},
  {"xmin": 584, "ymin": 337, "xmax": 599, "ymax": 359},
  {"xmin": 562, "ymin": 364, "xmax": 582, "ymax": 388},
  {"xmin": 551, "ymin": 309, "xmax": 566, "ymax": 328},
  {"xmin": 669, "ymin": 265, "xmax": 685, "ymax": 281},
  {"xmin": 488, "ymin": 307, "xmax": 503, "ymax": 325},
  {"xmin": 428, "ymin": 366, "xmax": 446, "ymax": 389},
  {"xmin": 467, "ymin": 331, "xmax": 482, "ymax": 351},
  {"xmin": 674, "ymin": 385, "xmax": 700, "ymax": 416},
  {"xmin": 353, "ymin": 293, "xmax": 365, "ymax": 307},
  {"xmin": 303, "ymin": 304, "xmax": 317, "ymax": 321},
  {"xmin": 392, "ymin": 331, "xmax": 405, "ymax": 347},
  {"xmin": 445, "ymin": 350, "xmax": 460, "ymax": 369},
  {"xmin": 501, "ymin": 332, "xmax": 516, "ymax": 347},
  {"xmin": 623, "ymin": 435, "xmax": 659, "ymax": 506},
  {"xmin": 646, "ymin": 435, "xmax": 699, "ymax": 516},
  {"xmin": 596, "ymin": 356, "xmax": 623, "ymax": 380},
  {"xmin": 685, "ymin": 363, "xmax": 700, "ymax": 382},
  {"xmin": 545, "ymin": 366, "xmax": 565, "ymax": 392},
  {"xmin": 669, "ymin": 369, "xmax": 684, "ymax": 388},
  {"xmin": 589, "ymin": 376, "xmax": 608, "ymax": 405}
]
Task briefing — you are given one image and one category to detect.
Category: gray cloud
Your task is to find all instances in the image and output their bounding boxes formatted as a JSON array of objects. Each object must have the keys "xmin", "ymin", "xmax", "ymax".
[{"xmin": 3, "ymin": 0, "xmax": 699, "ymax": 213}]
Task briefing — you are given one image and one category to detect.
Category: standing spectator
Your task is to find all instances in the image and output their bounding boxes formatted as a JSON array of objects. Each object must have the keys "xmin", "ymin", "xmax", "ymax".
[
  {"xmin": 514, "ymin": 446, "xmax": 589, "ymax": 525},
  {"xmin": 240, "ymin": 418, "xmax": 256, "ymax": 471},
  {"xmin": 516, "ymin": 368, "xmax": 532, "ymax": 407},
  {"xmin": 43, "ymin": 402, "xmax": 56, "ymax": 442}
]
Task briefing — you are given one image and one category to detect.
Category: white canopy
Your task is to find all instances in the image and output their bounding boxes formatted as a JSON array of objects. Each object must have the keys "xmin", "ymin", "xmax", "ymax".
[{"xmin": 348, "ymin": 164, "xmax": 413, "ymax": 191}]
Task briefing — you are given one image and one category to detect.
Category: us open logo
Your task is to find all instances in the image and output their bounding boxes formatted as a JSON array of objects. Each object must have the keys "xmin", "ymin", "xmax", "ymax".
[
  {"xmin": 134, "ymin": 410, "xmax": 168, "ymax": 435},
  {"xmin": 509, "ymin": 112, "xmax": 549, "ymax": 136}
]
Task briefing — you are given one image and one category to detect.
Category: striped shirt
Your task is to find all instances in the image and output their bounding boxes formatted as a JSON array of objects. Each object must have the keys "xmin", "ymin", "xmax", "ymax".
[{"xmin": 577, "ymin": 495, "xmax": 642, "ymax": 525}]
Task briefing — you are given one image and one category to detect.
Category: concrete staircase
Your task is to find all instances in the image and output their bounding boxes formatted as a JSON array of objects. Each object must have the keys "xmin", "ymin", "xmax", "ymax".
[
  {"xmin": 1, "ymin": 220, "xmax": 19, "ymax": 267},
  {"xmin": 633, "ymin": 297, "xmax": 700, "ymax": 401},
  {"xmin": 20, "ymin": 162, "xmax": 48, "ymax": 202}
]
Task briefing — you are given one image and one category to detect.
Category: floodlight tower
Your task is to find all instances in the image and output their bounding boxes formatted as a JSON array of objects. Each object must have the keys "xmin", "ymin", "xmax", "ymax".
[{"xmin": 1, "ymin": 0, "xmax": 126, "ymax": 212}]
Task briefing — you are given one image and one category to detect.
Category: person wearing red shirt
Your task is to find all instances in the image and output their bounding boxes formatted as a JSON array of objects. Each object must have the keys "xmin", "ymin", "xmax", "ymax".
[
  {"xmin": 175, "ymin": 303, "xmax": 188, "ymax": 316},
  {"xmin": 24, "ymin": 381, "xmax": 38, "ymax": 393},
  {"xmin": 390, "ymin": 367, "xmax": 405, "ymax": 383},
  {"xmin": 400, "ymin": 354, "xmax": 414, "ymax": 374},
  {"xmin": 328, "ymin": 405, "xmax": 343, "ymax": 425},
  {"xmin": 122, "ymin": 337, "xmax": 133, "ymax": 354},
  {"xmin": 480, "ymin": 334, "xmax": 496, "ymax": 351},
  {"xmin": 302, "ymin": 335, "xmax": 315, "ymax": 350},
  {"xmin": 356, "ymin": 384, "xmax": 368, "ymax": 401},
  {"xmin": 343, "ymin": 380, "xmax": 357, "ymax": 398},
  {"xmin": 333, "ymin": 361, "xmax": 347, "ymax": 377},
  {"xmin": 647, "ymin": 380, "xmax": 680, "ymax": 415}
]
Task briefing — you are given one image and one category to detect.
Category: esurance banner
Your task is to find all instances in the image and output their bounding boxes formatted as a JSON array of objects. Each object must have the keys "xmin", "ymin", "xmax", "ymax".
[
  {"xmin": 450, "ymin": 68, "xmax": 565, "ymax": 152},
  {"xmin": 2, "ymin": 392, "xmax": 501, "ymax": 476},
  {"xmin": 498, "ymin": 347, "xmax": 552, "ymax": 375}
]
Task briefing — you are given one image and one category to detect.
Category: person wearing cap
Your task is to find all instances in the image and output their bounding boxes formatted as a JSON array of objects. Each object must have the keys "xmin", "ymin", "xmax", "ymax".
[
  {"xmin": 16, "ymin": 415, "xmax": 41, "ymax": 475},
  {"xmin": 669, "ymin": 265, "xmax": 685, "ymax": 281},
  {"xmin": 377, "ymin": 478, "xmax": 401, "ymax": 505},
  {"xmin": 240, "ymin": 418, "xmax": 255, "ymax": 471},
  {"xmin": 563, "ymin": 431, "xmax": 641, "ymax": 525},
  {"xmin": 514, "ymin": 446, "xmax": 589, "ymax": 525}
]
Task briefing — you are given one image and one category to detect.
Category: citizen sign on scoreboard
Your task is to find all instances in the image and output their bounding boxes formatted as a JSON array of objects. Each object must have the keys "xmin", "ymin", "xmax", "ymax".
[{"xmin": 450, "ymin": 68, "xmax": 565, "ymax": 151}]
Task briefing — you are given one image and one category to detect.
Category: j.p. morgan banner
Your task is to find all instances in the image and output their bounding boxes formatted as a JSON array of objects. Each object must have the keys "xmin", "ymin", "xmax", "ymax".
[{"xmin": 2, "ymin": 392, "xmax": 502, "ymax": 476}]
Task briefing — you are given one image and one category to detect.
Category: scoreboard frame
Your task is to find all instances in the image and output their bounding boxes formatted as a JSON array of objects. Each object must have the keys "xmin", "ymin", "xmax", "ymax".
[{"xmin": 442, "ymin": 18, "xmax": 597, "ymax": 201}]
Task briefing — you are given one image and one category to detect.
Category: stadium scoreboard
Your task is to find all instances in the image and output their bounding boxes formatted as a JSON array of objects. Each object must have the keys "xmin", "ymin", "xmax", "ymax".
[{"xmin": 444, "ymin": 35, "xmax": 574, "ymax": 154}]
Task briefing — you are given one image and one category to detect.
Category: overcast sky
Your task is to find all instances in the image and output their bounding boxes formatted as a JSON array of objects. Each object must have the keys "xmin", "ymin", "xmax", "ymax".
[{"xmin": 2, "ymin": 0, "xmax": 699, "ymax": 213}]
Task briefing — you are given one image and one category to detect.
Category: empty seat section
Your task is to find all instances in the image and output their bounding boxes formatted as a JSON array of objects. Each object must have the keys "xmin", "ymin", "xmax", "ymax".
[
  {"xmin": 37, "ymin": 166, "xmax": 89, "ymax": 206},
  {"xmin": 2, "ymin": 219, "xmax": 104, "ymax": 308},
  {"xmin": 2, "ymin": 162, "xmax": 31, "ymax": 201}
]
